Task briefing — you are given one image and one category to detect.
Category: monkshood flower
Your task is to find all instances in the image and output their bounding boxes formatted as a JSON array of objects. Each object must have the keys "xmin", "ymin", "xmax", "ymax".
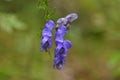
[
  {"xmin": 56, "ymin": 18, "xmax": 68, "ymax": 27},
  {"xmin": 55, "ymin": 25, "xmax": 67, "ymax": 43},
  {"xmin": 65, "ymin": 13, "xmax": 78, "ymax": 23},
  {"xmin": 55, "ymin": 18, "xmax": 68, "ymax": 31},
  {"xmin": 56, "ymin": 13, "xmax": 78, "ymax": 30},
  {"xmin": 54, "ymin": 40, "xmax": 72, "ymax": 70},
  {"xmin": 40, "ymin": 20, "xmax": 54, "ymax": 52},
  {"xmin": 53, "ymin": 26, "xmax": 72, "ymax": 70},
  {"xmin": 65, "ymin": 13, "xmax": 78, "ymax": 29}
]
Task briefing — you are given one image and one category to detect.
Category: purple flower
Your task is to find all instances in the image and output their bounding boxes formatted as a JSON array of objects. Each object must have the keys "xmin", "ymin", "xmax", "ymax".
[
  {"xmin": 40, "ymin": 20, "xmax": 54, "ymax": 52},
  {"xmin": 65, "ymin": 13, "xmax": 78, "ymax": 22},
  {"xmin": 55, "ymin": 26, "xmax": 67, "ymax": 43},
  {"xmin": 54, "ymin": 40, "xmax": 72, "ymax": 70},
  {"xmin": 56, "ymin": 13, "xmax": 78, "ymax": 30},
  {"xmin": 53, "ymin": 26, "xmax": 72, "ymax": 70},
  {"xmin": 56, "ymin": 18, "xmax": 68, "ymax": 28}
]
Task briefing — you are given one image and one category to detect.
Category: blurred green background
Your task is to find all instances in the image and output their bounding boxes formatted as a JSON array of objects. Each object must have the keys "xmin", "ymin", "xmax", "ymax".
[{"xmin": 0, "ymin": 0, "xmax": 120, "ymax": 80}]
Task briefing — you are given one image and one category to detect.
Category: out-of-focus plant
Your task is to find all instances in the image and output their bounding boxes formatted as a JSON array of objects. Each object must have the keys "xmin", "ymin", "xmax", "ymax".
[
  {"xmin": 108, "ymin": 51, "xmax": 120, "ymax": 79},
  {"xmin": 0, "ymin": 13, "xmax": 26, "ymax": 33},
  {"xmin": 38, "ymin": 0, "xmax": 55, "ymax": 22}
]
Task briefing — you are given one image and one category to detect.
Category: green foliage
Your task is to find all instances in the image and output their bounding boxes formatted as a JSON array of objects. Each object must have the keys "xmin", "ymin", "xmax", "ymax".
[
  {"xmin": 109, "ymin": 51, "xmax": 120, "ymax": 68},
  {"xmin": 38, "ymin": 0, "xmax": 49, "ymax": 10},
  {"xmin": 0, "ymin": 13, "xmax": 26, "ymax": 33},
  {"xmin": 38, "ymin": 0, "xmax": 55, "ymax": 21},
  {"xmin": 0, "ymin": 72, "xmax": 10, "ymax": 80}
]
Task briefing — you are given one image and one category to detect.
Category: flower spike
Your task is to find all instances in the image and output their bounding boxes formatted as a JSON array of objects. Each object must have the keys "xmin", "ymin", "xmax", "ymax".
[
  {"xmin": 53, "ymin": 26, "xmax": 72, "ymax": 70},
  {"xmin": 40, "ymin": 20, "xmax": 54, "ymax": 52}
]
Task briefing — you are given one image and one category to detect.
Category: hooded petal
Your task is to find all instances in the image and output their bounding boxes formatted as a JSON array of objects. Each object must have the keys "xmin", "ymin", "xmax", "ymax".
[
  {"xmin": 56, "ymin": 26, "xmax": 67, "ymax": 35},
  {"xmin": 65, "ymin": 13, "xmax": 78, "ymax": 22},
  {"xmin": 54, "ymin": 56, "xmax": 65, "ymax": 70},
  {"xmin": 55, "ymin": 26, "xmax": 67, "ymax": 39},
  {"xmin": 63, "ymin": 40, "xmax": 72, "ymax": 49},
  {"xmin": 54, "ymin": 42, "xmax": 63, "ymax": 55},
  {"xmin": 42, "ymin": 29, "xmax": 52, "ymax": 37},
  {"xmin": 45, "ymin": 20, "xmax": 54, "ymax": 30},
  {"xmin": 56, "ymin": 18, "xmax": 68, "ymax": 26},
  {"xmin": 55, "ymin": 60, "xmax": 65, "ymax": 70},
  {"xmin": 40, "ymin": 36, "xmax": 51, "ymax": 51}
]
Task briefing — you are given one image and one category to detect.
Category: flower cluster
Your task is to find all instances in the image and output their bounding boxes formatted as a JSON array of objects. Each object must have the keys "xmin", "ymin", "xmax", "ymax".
[
  {"xmin": 53, "ymin": 13, "xmax": 78, "ymax": 70},
  {"xmin": 40, "ymin": 20, "xmax": 54, "ymax": 52},
  {"xmin": 40, "ymin": 13, "xmax": 78, "ymax": 70},
  {"xmin": 53, "ymin": 26, "xmax": 72, "ymax": 70}
]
